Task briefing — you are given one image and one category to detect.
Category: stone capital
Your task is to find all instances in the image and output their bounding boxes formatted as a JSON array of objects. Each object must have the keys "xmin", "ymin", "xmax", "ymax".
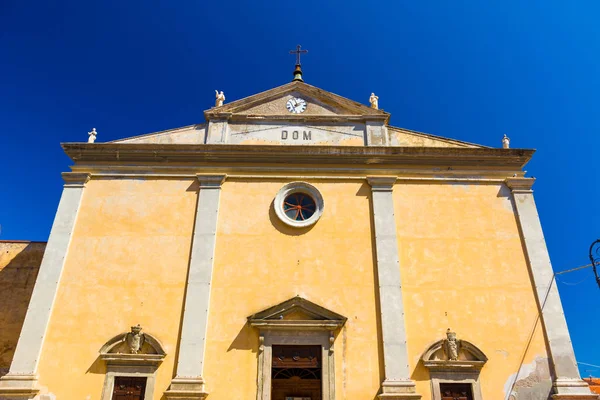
[
  {"xmin": 367, "ymin": 176, "xmax": 397, "ymax": 192},
  {"xmin": 61, "ymin": 172, "xmax": 91, "ymax": 188},
  {"xmin": 505, "ymin": 177, "xmax": 535, "ymax": 193},
  {"xmin": 196, "ymin": 174, "xmax": 226, "ymax": 189}
]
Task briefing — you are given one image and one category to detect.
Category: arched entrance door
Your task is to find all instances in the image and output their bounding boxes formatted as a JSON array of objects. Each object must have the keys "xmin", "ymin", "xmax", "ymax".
[{"xmin": 271, "ymin": 345, "xmax": 322, "ymax": 400}]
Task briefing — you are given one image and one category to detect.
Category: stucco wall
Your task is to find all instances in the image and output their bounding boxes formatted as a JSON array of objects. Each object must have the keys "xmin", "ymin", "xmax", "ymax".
[
  {"xmin": 32, "ymin": 177, "xmax": 550, "ymax": 399},
  {"xmin": 36, "ymin": 178, "xmax": 198, "ymax": 399},
  {"xmin": 0, "ymin": 241, "xmax": 45, "ymax": 377},
  {"xmin": 394, "ymin": 183, "xmax": 551, "ymax": 399},
  {"xmin": 205, "ymin": 180, "xmax": 382, "ymax": 400}
]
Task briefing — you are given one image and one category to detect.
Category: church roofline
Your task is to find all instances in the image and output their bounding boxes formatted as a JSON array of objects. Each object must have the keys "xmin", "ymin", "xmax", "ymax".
[
  {"xmin": 109, "ymin": 124, "xmax": 205, "ymax": 143},
  {"xmin": 61, "ymin": 142, "xmax": 534, "ymax": 169},
  {"xmin": 387, "ymin": 125, "xmax": 491, "ymax": 149}
]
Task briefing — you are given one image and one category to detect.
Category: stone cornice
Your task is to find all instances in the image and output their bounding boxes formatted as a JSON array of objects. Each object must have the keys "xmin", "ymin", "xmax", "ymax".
[
  {"xmin": 62, "ymin": 143, "xmax": 534, "ymax": 169},
  {"xmin": 220, "ymin": 114, "xmax": 389, "ymax": 123}
]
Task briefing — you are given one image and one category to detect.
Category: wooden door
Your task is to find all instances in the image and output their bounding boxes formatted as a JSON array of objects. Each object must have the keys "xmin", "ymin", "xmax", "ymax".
[
  {"xmin": 271, "ymin": 376, "xmax": 321, "ymax": 400},
  {"xmin": 272, "ymin": 345, "xmax": 321, "ymax": 400},
  {"xmin": 112, "ymin": 376, "xmax": 147, "ymax": 400},
  {"xmin": 440, "ymin": 383, "xmax": 473, "ymax": 400}
]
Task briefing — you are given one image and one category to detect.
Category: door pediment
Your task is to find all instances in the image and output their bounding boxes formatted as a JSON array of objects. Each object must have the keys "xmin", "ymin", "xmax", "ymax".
[{"xmin": 248, "ymin": 296, "xmax": 347, "ymax": 331}]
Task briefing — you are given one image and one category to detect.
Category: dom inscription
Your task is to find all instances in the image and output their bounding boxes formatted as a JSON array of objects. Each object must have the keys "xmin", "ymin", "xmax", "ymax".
[{"xmin": 281, "ymin": 130, "xmax": 312, "ymax": 141}]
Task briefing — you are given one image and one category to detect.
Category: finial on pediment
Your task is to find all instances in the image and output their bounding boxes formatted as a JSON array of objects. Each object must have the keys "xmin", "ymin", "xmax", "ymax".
[
  {"xmin": 369, "ymin": 93, "xmax": 379, "ymax": 109},
  {"xmin": 215, "ymin": 90, "xmax": 225, "ymax": 107},
  {"xmin": 444, "ymin": 328, "xmax": 460, "ymax": 361},
  {"xmin": 289, "ymin": 45, "xmax": 308, "ymax": 82},
  {"xmin": 125, "ymin": 324, "xmax": 145, "ymax": 354},
  {"xmin": 88, "ymin": 128, "xmax": 97, "ymax": 143},
  {"xmin": 502, "ymin": 134, "xmax": 510, "ymax": 149}
]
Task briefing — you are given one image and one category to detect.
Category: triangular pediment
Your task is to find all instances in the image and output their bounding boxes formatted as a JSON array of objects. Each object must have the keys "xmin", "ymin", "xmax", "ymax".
[
  {"xmin": 107, "ymin": 82, "xmax": 489, "ymax": 149},
  {"xmin": 248, "ymin": 296, "xmax": 347, "ymax": 331},
  {"xmin": 205, "ymin": 81, "xmax": 389, "ymax": 121}
]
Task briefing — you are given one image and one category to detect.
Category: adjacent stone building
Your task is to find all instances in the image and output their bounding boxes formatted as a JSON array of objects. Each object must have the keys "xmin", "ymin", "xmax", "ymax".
[
  {"xmin": 0, "ymin": 241, "xmax": 45, "ymax": 378},
  {"xmin": 0, "ymin": 70, "xmax": 596, "ymax": 399}
]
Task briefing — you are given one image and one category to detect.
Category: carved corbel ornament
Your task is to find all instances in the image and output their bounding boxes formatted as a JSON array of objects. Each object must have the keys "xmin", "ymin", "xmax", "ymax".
[
  {"xmin": 62, "ymin": 172, "xmax": 91, "ymax": 188},
  {"xmin": 196, "ymin": 174, "xmax": 227, "ymax": 189},
  {"xmin": 329, "ymin": 331, "xmax": 335, "ymax": 354},
  {"xmin": 505, "ymin": 177, "xmax": 535, "ymax": 194},
  {"xmin": 258, "ymin": 334, "xmax": 265, "ymax": 353}
]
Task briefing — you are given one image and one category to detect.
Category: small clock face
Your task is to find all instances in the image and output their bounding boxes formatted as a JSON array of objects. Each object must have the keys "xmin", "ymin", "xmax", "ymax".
[{"xmin": 286, "ymin": 97, "xmax": 307, "ymax": 114}]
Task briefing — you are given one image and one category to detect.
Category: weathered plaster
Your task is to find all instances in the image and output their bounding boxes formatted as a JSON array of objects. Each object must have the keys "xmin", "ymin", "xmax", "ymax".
[
  {"xmin": 504, "ymin": 356, "xmax": 552, "ymax": 400},
  {"xmin": 393, "ymin": 183, "xmax": 552, "ymax": 399},
  {"xmin": 202, "ymin": 180, "xmax": 382, "ymax": 400},
  {"xmin": 35, "ymin": 178, "xmax": 198, "ymax": 399}
]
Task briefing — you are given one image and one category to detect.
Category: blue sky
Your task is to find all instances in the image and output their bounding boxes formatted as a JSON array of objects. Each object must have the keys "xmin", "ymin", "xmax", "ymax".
[{"xmin": 1, "ymin": 1, "xmax": 599, "ymax": 376}]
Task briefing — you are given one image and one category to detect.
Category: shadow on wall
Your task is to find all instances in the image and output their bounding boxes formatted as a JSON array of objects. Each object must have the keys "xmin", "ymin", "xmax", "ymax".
[{"xmin": 0, "ymin": 241, "xmax": 46, "ymax": 377}]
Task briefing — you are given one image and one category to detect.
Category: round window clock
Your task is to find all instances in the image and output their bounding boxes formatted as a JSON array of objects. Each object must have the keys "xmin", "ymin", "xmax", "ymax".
[{"xmin": 286, "ymin": 97, "xmax": 307, "ymax": 114}]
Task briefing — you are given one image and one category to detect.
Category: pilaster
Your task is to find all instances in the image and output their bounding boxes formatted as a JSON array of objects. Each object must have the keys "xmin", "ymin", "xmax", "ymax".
[
  {"xmin": 505, "ymin": 177, "xmax": 597, "ymax": 399},
  {"xmin": 367, "ymin": 177, "xmax": 421, "ymax": 400},
  {"xmin": 165, "ymin": 174, "xmax": 226, "ymax": 400},
  {"xmin": 0, "ymin": 173, "xmax": 90, "ymax": 398},
  {"xmin": 365, "ymin": 120, "xmax": 389, "ymax": 146}
]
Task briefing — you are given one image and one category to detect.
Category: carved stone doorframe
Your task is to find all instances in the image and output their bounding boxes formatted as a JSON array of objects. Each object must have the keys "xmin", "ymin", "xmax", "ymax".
[
  {"xmin": 248, "ymin": 296, "xmax": 347, "ymax": 400},
  {"xmin": 258, "ymin": 331, "xmax": 334, "ymax": 400}
]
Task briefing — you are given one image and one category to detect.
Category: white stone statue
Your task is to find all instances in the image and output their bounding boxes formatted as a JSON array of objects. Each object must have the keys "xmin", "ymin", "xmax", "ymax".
[
  {"xmin": 369, "ymin": 93, "xmax": 379, "ymax": 109},
  {"xmin": 215, "ymin": 90, "xmax": 225, "ymax": 107},
  {"xmin": 88, "ymin": 128, "xmax": 97, "ymax": 143},
  {"xmin": 125, "ymin": 324, "xmax": 145, "ymax": 354},
  {"xmin": 444, "ymin": 328, "xmax": 460, "ymax": 361},
  {"xmin": 502, "ymin": 134, "xmax": 510, "ymax": 149}
]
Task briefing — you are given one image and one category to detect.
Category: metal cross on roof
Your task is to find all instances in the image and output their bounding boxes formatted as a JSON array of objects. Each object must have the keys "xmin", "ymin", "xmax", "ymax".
[{"xmin": 289, "ymin": 45, "xmax": 308, "ymax": 66}]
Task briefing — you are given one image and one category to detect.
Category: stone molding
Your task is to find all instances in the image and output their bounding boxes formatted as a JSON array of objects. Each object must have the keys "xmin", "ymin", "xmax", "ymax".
[
  {"xmin": 99, "ymin": 327, "xmax": 166, "ymax": 400},
  {"xmin": 165, "ymin": 174, "xmax": 226, "ymax": 399},
  {"xmin": 248, "ymin": 297, "xmax": 346, "ymax": 400},
  {"xmin": 421, "ymin": 339, "xmax": 488, "ymax": 372},
  {"xmin": 61, "ymin": 172, "xmax": 91, "ymax": 188},
  {"xmin": 273, "ymin": 182, "xmax": 324, "ymax": 228},
  {"xmin": 367, "ymin": 176, "xmax": 397, "ymax": 192},
  {"xmin": 62, "ymin": 143, "xmax": 534, "ymax": 169},
  {"xmin": 367, "ymin": 176, "xmax": 421, "ymax": 400},
  {"xmin": 248, "ymin": 296, "xmax": 347, "ymax": 332},
  {"xmin": 505, "ymin": 176, "xmax": 535, "ymax": 193},
  {"xmin": 196, "ymin": 174, "xmax": 227, "ymax": 189}
]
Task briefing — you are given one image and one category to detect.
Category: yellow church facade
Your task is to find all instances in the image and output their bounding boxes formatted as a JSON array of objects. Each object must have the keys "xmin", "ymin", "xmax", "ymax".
[{"xmin": 0, "ymin": 75, "xmax": 596, "ymax": 400}]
